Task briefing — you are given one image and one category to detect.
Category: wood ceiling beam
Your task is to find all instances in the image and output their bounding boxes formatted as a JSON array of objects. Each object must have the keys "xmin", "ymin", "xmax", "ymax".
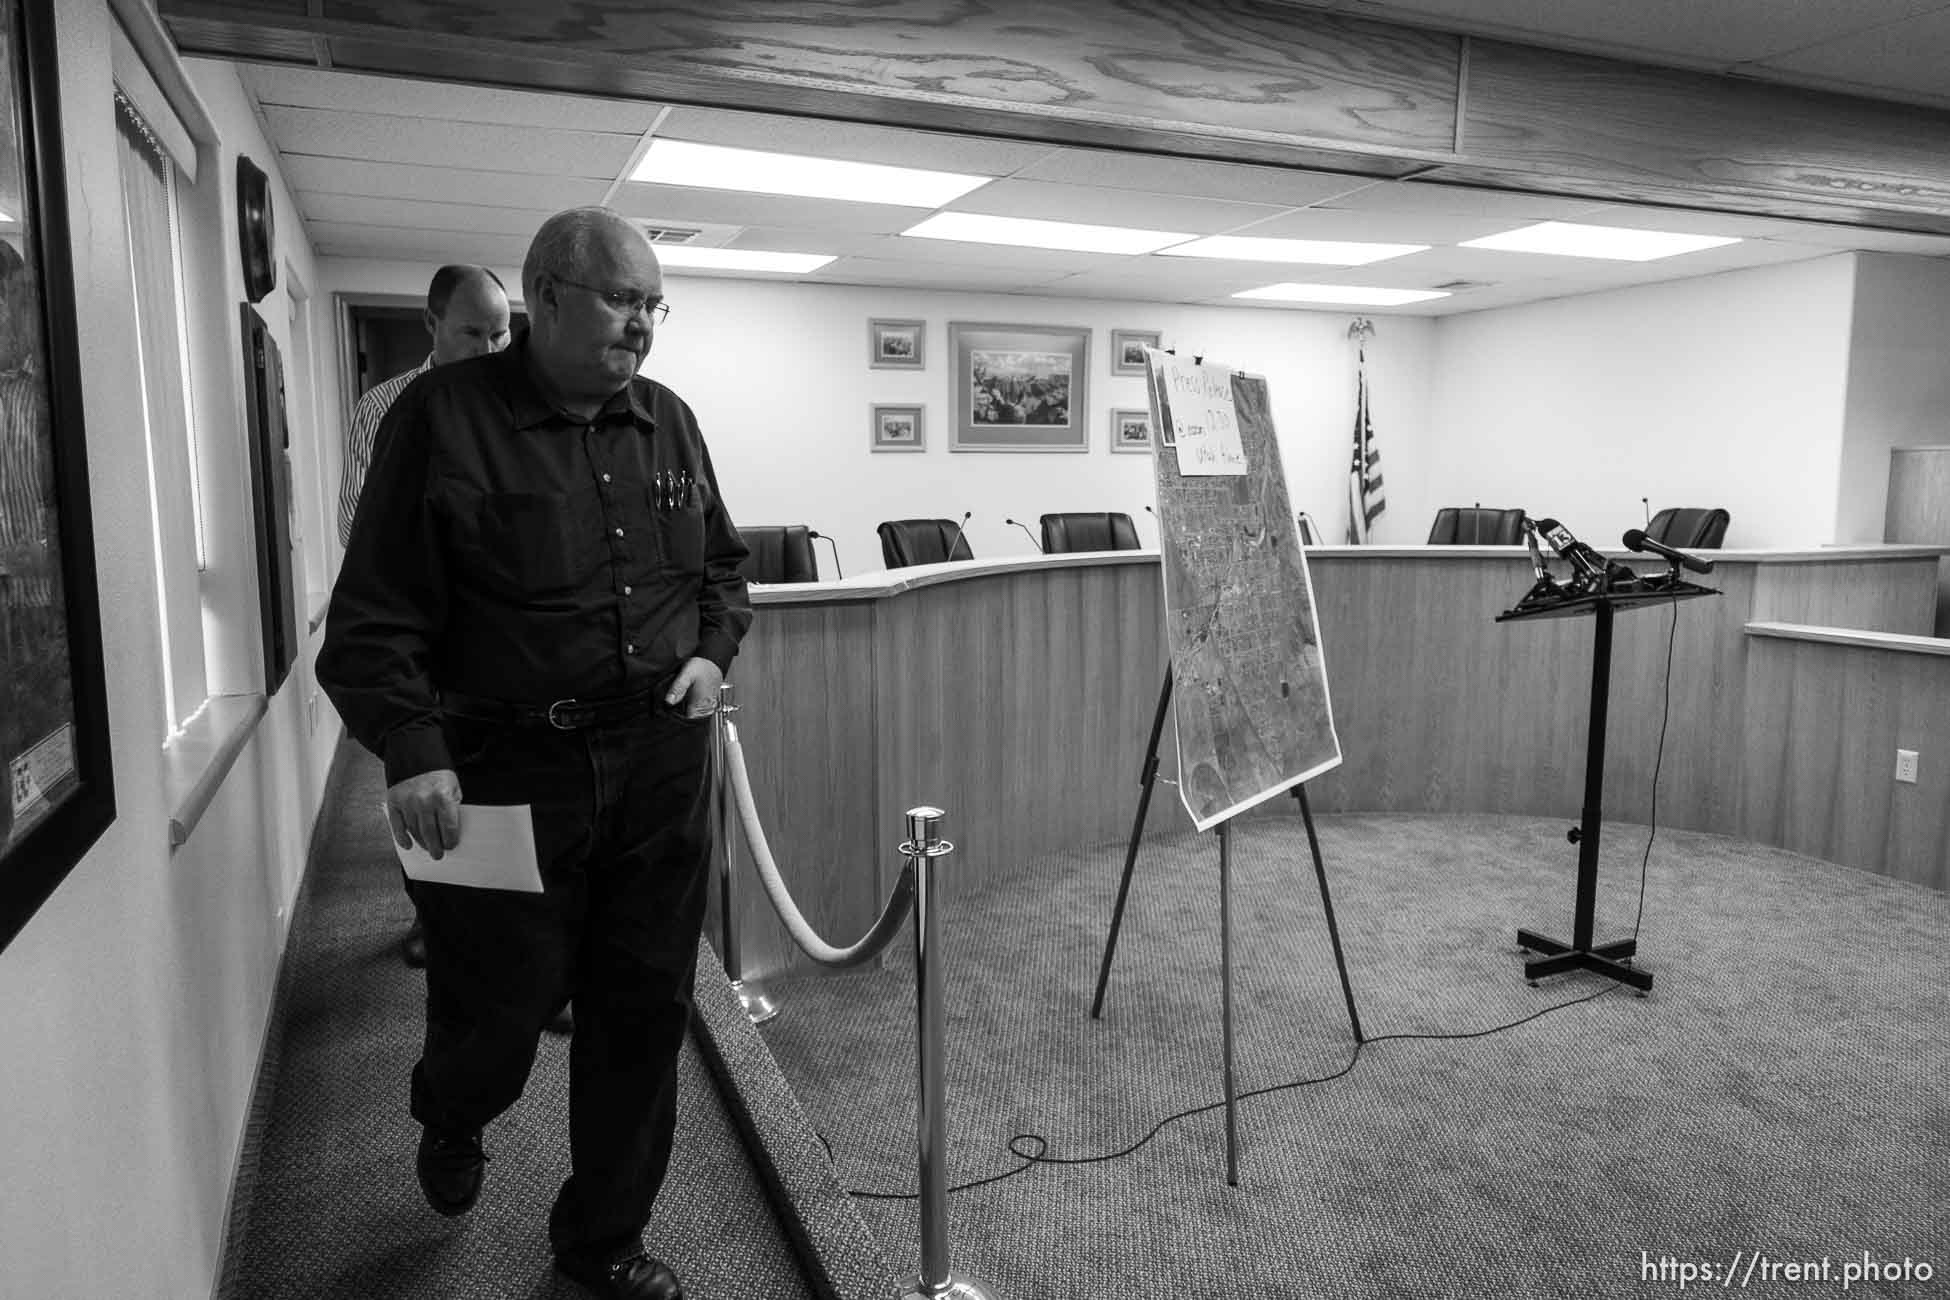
[{"xmin": 156, "ymin": 0, "xmax": 1950, "ymax": 235}]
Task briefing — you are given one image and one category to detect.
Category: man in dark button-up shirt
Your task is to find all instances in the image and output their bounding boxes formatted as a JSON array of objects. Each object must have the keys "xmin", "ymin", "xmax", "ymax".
[{"xmin": 318, "ymin": 206, "xmax": 749, "ymax": 1300}]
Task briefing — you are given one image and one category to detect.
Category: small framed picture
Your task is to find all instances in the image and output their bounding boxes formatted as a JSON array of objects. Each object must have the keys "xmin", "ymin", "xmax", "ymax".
[
  {"xmin": 869, "ymin": 318, "xmax": 926, "ymax": 370},
  {"xmin": 1109, "ymin": 407, "xmax": 1152, "ymax": 454},
  {"xmin": 1110, "ymin": 328, "xmax": 1161, "ymax": 376},
  {"xmin": 871, "ymin": 403, "xmax": 926, "ymax": 452}
]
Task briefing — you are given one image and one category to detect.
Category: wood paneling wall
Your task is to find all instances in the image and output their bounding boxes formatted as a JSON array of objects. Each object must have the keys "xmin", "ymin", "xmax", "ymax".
[
  {"xmin": 1886, "ymin": 446, "xmax": 1950, "ymax": 638},
  {"xmin": 716, "ymin": 547, "xmax": 1946, "ymax": 978},
  {"xmin": 163, "ymin": 0, "xmax": 1950, "ymax": 232},
  {"xmin": 1739, "ymin": 632, "xmax": 1950, "ymax": 890}
]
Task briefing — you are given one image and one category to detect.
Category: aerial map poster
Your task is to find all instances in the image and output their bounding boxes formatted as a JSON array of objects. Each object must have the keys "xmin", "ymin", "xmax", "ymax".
[{"xmin": 1144, "ymin": 347, "xmax": 1342, "ymax": 831}]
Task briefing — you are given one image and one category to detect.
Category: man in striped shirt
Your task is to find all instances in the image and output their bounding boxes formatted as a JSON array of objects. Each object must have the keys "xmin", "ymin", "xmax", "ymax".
[
  {"xmin": 336, "ymin": 264, "xmax": 512, "ymax": 545},
  {"xmin": 337, "ymin": 264, "xmax": 510, "ymax": 969}
]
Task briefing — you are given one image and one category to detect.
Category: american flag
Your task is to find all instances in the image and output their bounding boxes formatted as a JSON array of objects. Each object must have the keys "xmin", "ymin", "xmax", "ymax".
[{"xmin": 1345, "ymin": 348, "xmax": 1384, "ymax": 543}]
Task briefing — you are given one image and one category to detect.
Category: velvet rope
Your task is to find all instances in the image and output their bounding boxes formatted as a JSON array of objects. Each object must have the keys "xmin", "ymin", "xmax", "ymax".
[{"xmin": 724, "ymin": 730, "xmax": 914, "ymax": 968}]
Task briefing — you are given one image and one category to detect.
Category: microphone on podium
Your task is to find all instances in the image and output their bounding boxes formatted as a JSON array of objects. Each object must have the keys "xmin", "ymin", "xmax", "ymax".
[
  {"xmin": 1004, "ymin": 518, "xmax": 1044, "ymax": 552},
  {"xmin": 945, "ymin": 510, "xmax": 972, "ymax": 561},
  {"xmin": 1622, "ymin": 527, "xmax": 1714, "ymax": 575},
  {"xmin": 807, "ymin": 529, "xmax": 843, "ymax": 579},
  {"xmin": 1533, "ymin": 516, "xmax": 1632, "ymax": 592}
]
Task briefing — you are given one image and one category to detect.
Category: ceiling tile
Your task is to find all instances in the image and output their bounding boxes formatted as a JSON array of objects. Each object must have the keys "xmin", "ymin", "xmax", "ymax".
[
  {"xmin": 263, "ymin": 105, "xmax": 636, "ymax": 178},
  {"xmin": 943, "ymin": 177, "xmax": 1291, "ymax": 236},
  {"xmin": 280, "ymin": 155, "xmax": 611, "ymax": 209},
  {"xmin": 608, "ymin": 183, "xmax": 924, "ymax": 235},
  {"xmin": 1222, "ymin": 207, "xmax": 1516, "ymax": 243},
  {"xmin": 300, "ymin": 193, "xmax": 558, "ymax": 238},
  {"xmin": 306, "ymin": 221, "xmax": 532, "ymax": 264}
]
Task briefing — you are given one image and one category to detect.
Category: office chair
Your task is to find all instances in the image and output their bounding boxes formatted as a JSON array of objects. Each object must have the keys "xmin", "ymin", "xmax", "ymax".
[
  {"xmin": 1427, "ymin": 506, "xmax": 1526, "ymax": 545},
  {"xmin": 877, "ymin": 518, "xmax": 975, "ymax": 568},
  {"xmin": 1039, "ymin": 511, "xmax": 1141, "ymax": 553},
  {"xmin": 1645, "ymin": 507, "xmax": 1731, "ymax": 549},
  {"xmin": 735, "ymin": 525, "xmax": 820, "ymax": 583}
]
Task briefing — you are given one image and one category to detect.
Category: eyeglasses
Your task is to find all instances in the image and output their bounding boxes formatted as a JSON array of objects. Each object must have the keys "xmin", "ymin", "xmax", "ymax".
[{"xmin": 553, "ymin": 275, "xmax": 670, "ymax": 324}]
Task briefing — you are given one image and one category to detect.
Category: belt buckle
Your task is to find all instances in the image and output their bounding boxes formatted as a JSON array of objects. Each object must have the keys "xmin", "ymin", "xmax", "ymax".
[{"xmin": 545, "ymin": 698, "xmax": 579, "ymax": 730}]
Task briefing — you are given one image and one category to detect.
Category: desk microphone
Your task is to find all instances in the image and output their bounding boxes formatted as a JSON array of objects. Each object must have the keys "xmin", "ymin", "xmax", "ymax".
[
  {"xmin": 1622, "ymin": 527, "xmax": 1714, "ymax": 575},
  {"xmin": 807, "ymin": 529, "xmax": 843, "ymax": 579},
  {"xmin": 945, "ymin": 510, "xmax": 972, "ymax": 561},
  {"xmin": 1004, "ymin": 518, "xmax": 1044, "ymax": 552}
]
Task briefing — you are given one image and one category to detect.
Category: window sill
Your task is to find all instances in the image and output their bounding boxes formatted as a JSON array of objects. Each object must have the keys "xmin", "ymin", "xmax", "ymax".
[{"xmin": 164, "ymin": 692, "xmax": 268, "ymax": 849}]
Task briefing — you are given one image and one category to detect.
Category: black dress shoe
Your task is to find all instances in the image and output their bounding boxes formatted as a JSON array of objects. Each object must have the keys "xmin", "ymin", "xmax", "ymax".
[
  {"xmin": 415, "ymin": 1125, "xmax": 486, "ymax": 1216},
  {"xmin": 554, "ymin": 1250, "xmax": 684, "ymax": 1300},
  {"xmin": 401, "ymin": 921, "xmax": 427, "ymax": 968}
]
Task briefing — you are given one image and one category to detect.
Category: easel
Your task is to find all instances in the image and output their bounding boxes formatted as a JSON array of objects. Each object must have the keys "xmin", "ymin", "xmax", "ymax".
[{"xmin": 1090, "ymin": 666, "xmax": 1365, "ymax": 1185}]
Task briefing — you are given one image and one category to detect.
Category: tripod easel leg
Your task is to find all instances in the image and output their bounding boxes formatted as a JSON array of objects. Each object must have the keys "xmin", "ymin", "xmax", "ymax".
[
  {"xmin": 1091, "ymin": 669, "xmax": 1173, "ymax": 1019},
  {"xmin": 1294, "ymin": 786, "xmax": 1364, "ymax": 1043},
  {"xmin": 1218, "ymin": 821, "xmax": 1240, "ymax": 1187}
]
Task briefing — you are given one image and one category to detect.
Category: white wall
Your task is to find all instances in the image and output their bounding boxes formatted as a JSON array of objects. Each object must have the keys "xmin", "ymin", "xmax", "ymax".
[
  {"xmin": 1421, "ymin": 256, "xmax": 1860, "ymax": 548},
  {"xmin": 318, "ymin": 261, "xmax": 1438, "ymax": 571},
  {"xmin": 0, "ymin": 18, "xmax": 337, "ymax": 1299},
  {"xmin": 1836, "ymin": 251, "xmax": 1950, "ymax": 542}
]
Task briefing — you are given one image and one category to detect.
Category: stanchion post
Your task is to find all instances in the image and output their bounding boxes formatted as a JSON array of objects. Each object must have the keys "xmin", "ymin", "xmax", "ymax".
[
  {"xmin": 899, "ymin": 806, "xmax": 1000, "ymax": 1300},
  {"xmin": 715, "ymin": 681, "xmax": 777, "ymax": 1024}
]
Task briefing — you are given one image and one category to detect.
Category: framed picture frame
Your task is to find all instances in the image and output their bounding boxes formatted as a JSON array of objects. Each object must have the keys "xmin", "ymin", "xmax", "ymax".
[
  {"xmin": 868, "ymin": 317, "xmax": 925, "ymax": 370},
  {"xmin": 1110, "ymin": 328, "xmax": 1162, "ymax": 376},
  {"xmin": 0, "ymin": 0, "xmax": 116, "ymax": 954},
  {"xmin": 1109, "ymin": 407, "xmax": 1153, "ymax": 454},
  {"xmin": 870, "ymin": 402, "xmax": 926, "ymax": 452},
  {"xmin": 947, "ymin": 322, "xmax": 1089, "ymax": 453}
]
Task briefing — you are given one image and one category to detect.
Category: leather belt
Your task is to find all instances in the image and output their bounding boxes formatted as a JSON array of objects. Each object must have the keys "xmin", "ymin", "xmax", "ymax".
[{"xmin": 440, "ymin": 684, "xmax": 665, "ymax": 731}]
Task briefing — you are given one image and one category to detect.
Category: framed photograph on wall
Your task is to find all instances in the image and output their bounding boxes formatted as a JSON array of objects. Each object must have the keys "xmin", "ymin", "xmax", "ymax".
[
  {"xmin": 947, "ymin": 321, "xmax": 1089, "ymax": 453},
  {"xmin": 871, "ymin": 402, "xmax": 926, "ymax": 452},
  {"xmin": 1110, "ymin": 328, "xmax": 1161, "ymax": 376},
  {"xmin": 1109, "ymin": 407, "xmax": 1153, "ymax": 454},
  {"xmin": 0, "ymin": 0, "xmax": 116, "ymax": 954},
  {"xmin": 868, "ymin": 317, "xmax": 925, "ymax": 370}
]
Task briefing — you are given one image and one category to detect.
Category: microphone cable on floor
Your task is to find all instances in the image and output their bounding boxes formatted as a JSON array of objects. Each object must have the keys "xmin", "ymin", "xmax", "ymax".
[
  {"xmin": 848, "ymin": 572, "xmax": 1694, "ymax": 1202},
  {"xmin": 848, "ymin": 982, "xmax": 1623, "ymax": 1200}
]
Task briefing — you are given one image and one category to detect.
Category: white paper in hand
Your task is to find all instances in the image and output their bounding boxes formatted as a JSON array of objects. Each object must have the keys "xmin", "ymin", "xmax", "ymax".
[{"xmin": 390, "ymin": 802, "xmax": 543, "ymax": 893}]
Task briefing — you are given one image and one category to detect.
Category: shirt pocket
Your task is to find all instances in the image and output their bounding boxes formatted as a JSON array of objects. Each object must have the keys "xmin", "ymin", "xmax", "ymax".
[
  {"xmin": 447, "ymin": 484, "xmax": 602, "ymax": 597},
  {"xmin": 652, "ymin": 489, "xmax": 707, "ymax": 576}
]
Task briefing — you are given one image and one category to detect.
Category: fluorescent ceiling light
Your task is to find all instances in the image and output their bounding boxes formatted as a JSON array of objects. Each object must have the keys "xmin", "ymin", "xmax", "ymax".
[
  {"xmin": 653, "ymin": 246, "xmax": 834, "ymax": 274},
  {"xmin": 631, "ymin": 139, "xmax": 989, "ymax": 208},
  {"xmin": 1158, "ymin": 235, "xmax": 1427, "ymax": 265},
  {"xmin": 1461, "ymin": 221, "xmax": 1741, "ymax": 261},
  {"xmin": 903, "ymin": 212, "xmax": 1193, "ymax": 255},
  {"xmin": 1233, "ymin": 283, "xmax": 1450, "ymax": 306}
]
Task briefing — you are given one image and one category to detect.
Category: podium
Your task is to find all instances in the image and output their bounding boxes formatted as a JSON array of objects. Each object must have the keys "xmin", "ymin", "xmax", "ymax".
[{"xmin": 1496, "ymin": 576, "xmax": 1717, "ymax": 993}]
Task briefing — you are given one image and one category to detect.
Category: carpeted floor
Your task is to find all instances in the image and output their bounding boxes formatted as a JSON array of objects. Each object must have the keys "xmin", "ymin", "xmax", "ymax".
[
  {"xmin": 756, "ymin": 812, "xmax": 1950, "ymax": 1300},
  {"xmin": 217, "ymin": 743, "xmax": 815, "ymax": 1300}
]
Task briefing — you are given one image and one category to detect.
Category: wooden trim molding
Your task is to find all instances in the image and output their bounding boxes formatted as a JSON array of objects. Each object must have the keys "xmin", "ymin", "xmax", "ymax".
[{"xmin": 159, "ymin": 0, "xmax": 1950, "ymax": 231}]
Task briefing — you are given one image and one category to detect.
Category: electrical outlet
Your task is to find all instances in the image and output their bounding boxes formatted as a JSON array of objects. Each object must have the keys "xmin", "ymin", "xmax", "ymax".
[{"xmin": 1895, "ymin": 749, "xmax": 1919, "ymax": 784}]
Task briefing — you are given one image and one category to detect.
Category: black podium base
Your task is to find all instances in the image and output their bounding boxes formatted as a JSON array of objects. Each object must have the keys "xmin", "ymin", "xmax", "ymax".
[{"xmin": 1516, "ymin": 928, "xmax": 1652, "ymax": 994}]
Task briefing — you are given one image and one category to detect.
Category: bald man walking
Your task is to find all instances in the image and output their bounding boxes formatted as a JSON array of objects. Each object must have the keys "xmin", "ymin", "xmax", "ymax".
[
  {"xmin": 336, "ymin": 263, "xmax": 511, "ymax": 546},
  {"xmin": 320, "ymin": 208, "xmax": 748, "ymax": 1300}
]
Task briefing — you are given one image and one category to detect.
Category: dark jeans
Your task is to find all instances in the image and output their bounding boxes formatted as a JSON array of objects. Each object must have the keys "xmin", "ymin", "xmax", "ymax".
[{"xmin": 405, "ymin": 704, "xmax": 713, "ymax": 1260}]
